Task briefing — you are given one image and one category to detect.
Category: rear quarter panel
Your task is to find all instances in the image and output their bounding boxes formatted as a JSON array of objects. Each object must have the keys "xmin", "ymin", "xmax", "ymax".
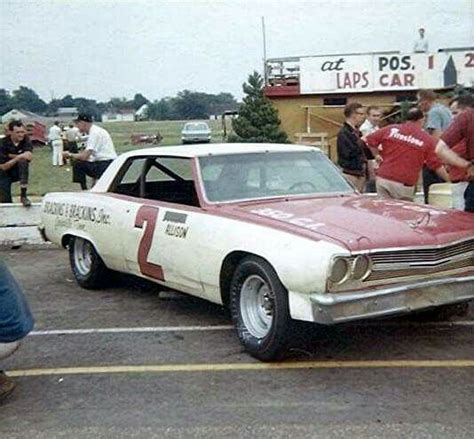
[{"xmin": 41, "ymin": 192, "xmax": 130, "ymax": 272}]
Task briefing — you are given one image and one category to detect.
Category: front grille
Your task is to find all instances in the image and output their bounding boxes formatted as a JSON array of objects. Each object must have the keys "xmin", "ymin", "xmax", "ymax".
[
  {"xmin": 365, "ymin": 238, "xmax": 474, "ymax": 281},
  {"xmin": 368, "ymin": 258, "xmax": 474, "ymax": 281},
  {"xmin": 369, "ymin": 239, "xmax": 474, "ymax": 264}
]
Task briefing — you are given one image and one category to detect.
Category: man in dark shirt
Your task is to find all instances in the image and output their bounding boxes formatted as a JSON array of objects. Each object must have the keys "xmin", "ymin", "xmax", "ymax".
[
  {"xmin": 337, "ymin": 102, "xmax": 372, "ymax": 192},
  {"xmin": 0, "ymin": 120, "xmax": 33, "ymax": 206}
]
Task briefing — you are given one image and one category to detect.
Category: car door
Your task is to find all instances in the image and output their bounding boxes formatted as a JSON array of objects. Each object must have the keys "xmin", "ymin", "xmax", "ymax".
[{"xmin": 112, "ymin": 155, "xmax": 205, "ymax": 296}]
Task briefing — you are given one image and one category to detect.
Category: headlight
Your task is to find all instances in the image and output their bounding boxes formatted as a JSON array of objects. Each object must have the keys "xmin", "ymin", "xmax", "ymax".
[
  {"xmin": 352, "ymin": 255, "xmax": 372, "ymax": 280},
  {"xmin": 329, "ymin": 257, "xmax": 351, "ymax": 284}
]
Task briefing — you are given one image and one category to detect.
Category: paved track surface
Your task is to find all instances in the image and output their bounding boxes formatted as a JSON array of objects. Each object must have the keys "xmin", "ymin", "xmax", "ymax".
[{"xmin": 1, "ymin": 248, "xmax": 473, "ymax": 438}]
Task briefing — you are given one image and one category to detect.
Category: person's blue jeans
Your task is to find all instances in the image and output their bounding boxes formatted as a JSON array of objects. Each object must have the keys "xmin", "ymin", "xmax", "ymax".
[
  {"xmin": 0, "ymin": 159, "xmax": 30, "ymax": 203},
  {"xmin": 0, "ymin": 260, "xmax": 34, "ymax": 343}
]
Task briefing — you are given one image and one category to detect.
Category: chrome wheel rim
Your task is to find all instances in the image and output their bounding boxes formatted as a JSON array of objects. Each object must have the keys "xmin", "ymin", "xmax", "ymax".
[
  {"xmin": 74, "ymin": 238, "xmax": 93, "ymax": 276},
  {"xmin": 240, "ymin": 274, "xmax": 274, "ymax": 339}
]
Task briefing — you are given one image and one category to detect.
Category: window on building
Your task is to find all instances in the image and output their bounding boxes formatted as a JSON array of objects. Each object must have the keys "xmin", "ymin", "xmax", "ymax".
[
  {"xmin": 395, "ymin": 94, "xmax": 417, "ymax": 103},
  {"xmin": 323, "ymin": 98, "xmax": 347, "ymax": 106}
]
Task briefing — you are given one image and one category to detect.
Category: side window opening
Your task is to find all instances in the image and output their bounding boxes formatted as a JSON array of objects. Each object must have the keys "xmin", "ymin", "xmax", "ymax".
[{"xmin": 110, "ymin": 156, "xmax": 200, "ymax": 207}]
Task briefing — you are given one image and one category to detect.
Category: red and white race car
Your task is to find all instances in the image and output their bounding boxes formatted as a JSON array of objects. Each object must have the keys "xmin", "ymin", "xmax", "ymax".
[{"xmin": 40, "ymin": 144, "xmax": 474, "ymax": 360}]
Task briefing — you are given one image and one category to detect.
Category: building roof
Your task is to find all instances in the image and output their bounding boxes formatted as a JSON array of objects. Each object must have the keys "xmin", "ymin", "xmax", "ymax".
[
  {"xmin": 103, "ymin": 109, "xmax": 136, "ymax": 116},
  {"xmin": 1, "ymin": 108, "xmax": 46, "ymax": 123},
  {"xmin": 56, "ymin": 107, "xmax": 78, "ymax": 114}
]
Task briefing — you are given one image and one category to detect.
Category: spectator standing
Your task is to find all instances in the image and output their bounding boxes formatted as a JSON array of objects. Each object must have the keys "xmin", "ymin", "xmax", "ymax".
[
  {"xmin": 444, "ymin": 95, "xmax": 474, "ymax": 183},
  {"xmin": 48, "ymin": 121, "xmax": 63, "ymax": 166},
  {"xmin": 63, "ymin": 113, "xmax": 117, "ymax": 190},
  {"xmin": 365, "ymin": 107, "xmax": 448, "ymax": 201},
  {"xmin": 413, "ymin": 27, "xmax": 429, "ymax": 53},
  {"xmin": 0, "ymin": 259, "xmax": 35, "ymax": 402},
  {"xmin": 360, "ymin": 106, "xmax": 382, "ymax": 137},
  {"xmin": 0, "ymin": 120, "xmax": 33, "ymax": 207},
  {"xmin": 337, "ymin": 103, "xmax": 371, "ymax": 192},
  {"xmin": 65, "ymin": 123, "xmax": 81, "ymax": 154},
  {"xmin": 418, "ymin": 89, "xmax": 452, "ymax": 203},
  {"xmin": 360, "ymin": 106, "xmax": 382, "ymax": 192},
  {"xmin": 435, "ymin": 102, "xmax": 474, "ymax": 212}
]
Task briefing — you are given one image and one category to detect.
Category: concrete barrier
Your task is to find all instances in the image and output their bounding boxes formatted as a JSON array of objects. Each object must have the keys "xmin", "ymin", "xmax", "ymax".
[{"xmin": 0, "ymin": 203, "xmax": 46, "ymax": 247}]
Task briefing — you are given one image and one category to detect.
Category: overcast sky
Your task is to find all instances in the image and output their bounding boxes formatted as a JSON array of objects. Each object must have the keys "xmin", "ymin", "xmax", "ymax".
[{"xmin": 1, "ymin": 0, "xmax": 473, "ymax": 102}]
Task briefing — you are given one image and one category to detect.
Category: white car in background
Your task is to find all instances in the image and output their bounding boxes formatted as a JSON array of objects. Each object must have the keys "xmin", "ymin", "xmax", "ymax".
[
  {"xmin": 40, "ymin": 144, "xmax": 474, "ymax": 361},
  {"xmin": 181, "ymin": 122, "xmax": 211, "ymax": 144}
]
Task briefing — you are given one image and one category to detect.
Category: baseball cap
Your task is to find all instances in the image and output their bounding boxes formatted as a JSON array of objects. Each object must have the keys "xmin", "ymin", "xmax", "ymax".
[{"xmin": 75, "ymin": 113, "xmax": 93, "ymax": 123}]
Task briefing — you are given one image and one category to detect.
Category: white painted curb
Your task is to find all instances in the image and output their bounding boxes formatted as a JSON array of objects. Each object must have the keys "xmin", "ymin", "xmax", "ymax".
[{"xmin": 0, "ymin": 202, "xmax": 47, "ymax": 247}]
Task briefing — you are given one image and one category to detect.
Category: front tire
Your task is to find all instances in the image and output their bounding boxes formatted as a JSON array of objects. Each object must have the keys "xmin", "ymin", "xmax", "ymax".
[
  {"xmin": 68, "ymin": 236, "xmax": 110, "ymax": 289},
  {"xmin": 230, "ymin": 256, "xmax": 292, "ymax": 361}
]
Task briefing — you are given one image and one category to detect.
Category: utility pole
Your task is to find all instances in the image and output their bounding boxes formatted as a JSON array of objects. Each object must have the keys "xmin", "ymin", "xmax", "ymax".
[{"xmin": 261, "ymin": 16, "xmax": 267, "ymax": 85}]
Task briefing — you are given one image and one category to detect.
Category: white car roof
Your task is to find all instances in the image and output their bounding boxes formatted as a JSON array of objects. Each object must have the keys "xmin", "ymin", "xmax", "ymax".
[
  {"xmin": 91, "ymin": 143, "xmax": 322, "ymax": 192},
  {"xmin": 123, "ymin": 143, "xmax": 320, "ymax": 158}
]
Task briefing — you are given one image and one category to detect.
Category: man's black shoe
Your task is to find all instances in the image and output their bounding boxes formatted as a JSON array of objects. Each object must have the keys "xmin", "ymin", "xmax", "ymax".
[
  {"xmin": 20, "ymin": 196, "xmax": 32, "ymax": 207},
  {"xmin": 0, "ymin": 371, "xmax": 15, "ymax": 402}
]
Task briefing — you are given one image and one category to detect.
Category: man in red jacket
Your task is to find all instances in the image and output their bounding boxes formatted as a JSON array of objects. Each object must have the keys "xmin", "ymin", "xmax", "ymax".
[
  {"xmin": 365, "ymin": 107, "xmax": 448, "ymax": 201},
  {"xmin": 435, "ymin": 102, "xmax": 474, "ymax": 212},
  {"xmin": 444, "ymin": 95, "xmax": 473, "ymax": 183}
]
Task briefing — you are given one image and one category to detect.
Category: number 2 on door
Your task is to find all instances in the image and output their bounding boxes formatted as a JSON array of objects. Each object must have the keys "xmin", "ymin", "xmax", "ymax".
[{"xmin": 134, "ymin": 205, "xmax": 165, "ymax": 280}]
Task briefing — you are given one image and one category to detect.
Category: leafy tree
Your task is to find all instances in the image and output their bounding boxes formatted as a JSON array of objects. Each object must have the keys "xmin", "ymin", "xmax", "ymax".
[
  {"xmin": 2, "ymin": 85, "xmax": 238, "ymax": 121},
  {"xmin": 147, "ymin": 98, "xmax": 173, "ymax": 120},
  {"xmin": 73, "ymin": 97, "xmax": 102, "ymax": 121},
  {"xmin": 173, "ymin": 90, "xmax": 208, "ymax": 119},
  {"xmin": 47, "ymin": 94, "xmax": 76, "ymax": 115},
  {"xmin": 132, "ymin": 93, "xmax": 149, "ymax": 110},
  {"xmin": 0, "ymin": 89, "xmax": 13, "ymax": 114},
  {"xmin": 11, "ymin": 86, "xmax": 47, "ymax": 113},
  {"xmin": 108, "ymin": 97, "xmax": 131, "ymax": 111},
  {"xmin": 206, "ymin": 92, "xmax": 238, "ymax": 116},
  {"xmin": 229, "ymin": 72, "xmax": 288, "ymax": 143}
]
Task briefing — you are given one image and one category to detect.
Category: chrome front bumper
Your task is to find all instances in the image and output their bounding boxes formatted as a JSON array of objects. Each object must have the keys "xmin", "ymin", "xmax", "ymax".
[{"xmin": 310, "ymin": 275, "xmax": 474, "ymax": 324}]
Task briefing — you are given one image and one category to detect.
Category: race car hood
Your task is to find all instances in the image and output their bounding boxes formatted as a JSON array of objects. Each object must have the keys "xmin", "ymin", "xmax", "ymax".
[{"xmin": 227, "ymin": 195, "xmax": 474, "ymax": 252}]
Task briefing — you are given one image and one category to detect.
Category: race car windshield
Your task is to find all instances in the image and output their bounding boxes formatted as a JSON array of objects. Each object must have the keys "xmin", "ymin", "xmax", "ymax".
[{"xmin": 199, "ymin": 150, "xmax": 354, "ymax": 202}]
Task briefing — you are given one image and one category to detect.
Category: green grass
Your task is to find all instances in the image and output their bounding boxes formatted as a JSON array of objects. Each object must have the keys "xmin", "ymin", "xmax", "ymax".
[{"xmin": 13, "ymin": 119, "xmax": 229, "ymax": 198}]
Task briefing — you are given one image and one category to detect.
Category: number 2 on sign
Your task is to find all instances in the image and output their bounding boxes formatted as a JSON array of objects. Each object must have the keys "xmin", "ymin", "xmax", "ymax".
[{"xmin": 134, "ymin": 205, "xmax": 164, "ymax": 280}]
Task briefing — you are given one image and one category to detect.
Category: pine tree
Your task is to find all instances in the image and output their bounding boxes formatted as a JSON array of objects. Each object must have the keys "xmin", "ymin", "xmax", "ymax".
[{"xmin": 228, "ymin": 71, "xmax": 289, "ymax": 143}]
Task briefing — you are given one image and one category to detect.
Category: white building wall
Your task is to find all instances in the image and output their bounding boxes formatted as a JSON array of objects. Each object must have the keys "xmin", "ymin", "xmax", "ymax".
[{"xmin": 102, "ymin": 113, "xmax": 135, "ymax": 123}]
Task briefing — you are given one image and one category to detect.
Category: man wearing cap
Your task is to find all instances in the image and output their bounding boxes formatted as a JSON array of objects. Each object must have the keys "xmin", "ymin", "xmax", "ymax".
[{"xmin": 63, "ymin": 113, "xmax": 117, "ymax": 190}]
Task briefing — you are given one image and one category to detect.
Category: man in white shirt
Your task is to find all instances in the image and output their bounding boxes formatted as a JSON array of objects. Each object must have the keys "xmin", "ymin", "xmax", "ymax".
[
  {"xmin": 63, "ymin": 113, "xmax": 117, "ymax": 190},
  {"xmin": 360, "ymin": 106, "xmax": 382, "ymax": 192},
  {"xmin": 48, "ymin": 121, "xmax": 63, "ymax": 166},
  {"xmin": 413, "ymin": 27, "xmax": 429, "ymax": 53},
  {"xmin": 360, "ymin": 106, "xmax": 381, "ymax": 136}
]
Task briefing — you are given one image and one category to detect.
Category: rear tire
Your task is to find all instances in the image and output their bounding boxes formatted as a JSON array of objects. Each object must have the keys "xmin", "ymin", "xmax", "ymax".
[
  {"xmin": 68, "ymin": 236, "xmax": 110, "ymax": 289},
  {"xmin": 230, "ymin": 256, "xmax": 292, "ymax": 361}
]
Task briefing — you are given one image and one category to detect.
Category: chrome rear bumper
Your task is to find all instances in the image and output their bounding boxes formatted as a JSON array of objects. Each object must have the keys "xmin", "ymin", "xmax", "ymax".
[{"xmin": 310, "ymin": 275, "xmax": 474, "ymax": 324}]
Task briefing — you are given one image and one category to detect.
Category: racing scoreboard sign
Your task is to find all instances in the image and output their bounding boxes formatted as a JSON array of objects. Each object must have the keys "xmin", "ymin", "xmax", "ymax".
[{"xmin": 299, "ymin": 50, "xmax": 473, "ymax": 94}]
